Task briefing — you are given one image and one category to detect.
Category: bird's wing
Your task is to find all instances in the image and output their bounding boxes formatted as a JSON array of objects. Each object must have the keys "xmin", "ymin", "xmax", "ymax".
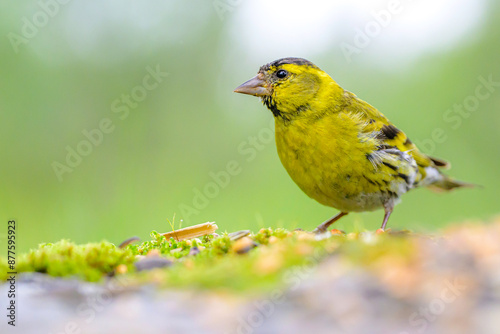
[{"xmin": 342, "ymin": 91, "xmax": 450, "ymax": 185}]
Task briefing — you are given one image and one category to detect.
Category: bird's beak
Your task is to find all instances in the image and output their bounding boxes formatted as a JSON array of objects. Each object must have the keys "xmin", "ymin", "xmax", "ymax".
[{"xmin": 234, "ymin": 73, "xmax": 271, "ymax": 96}]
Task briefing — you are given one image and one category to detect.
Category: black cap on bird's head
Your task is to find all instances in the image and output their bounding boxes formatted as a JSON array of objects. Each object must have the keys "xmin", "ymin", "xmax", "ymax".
[{"xmin": 258, "ymin": 57, "xmax": 318, "ymax": 72}]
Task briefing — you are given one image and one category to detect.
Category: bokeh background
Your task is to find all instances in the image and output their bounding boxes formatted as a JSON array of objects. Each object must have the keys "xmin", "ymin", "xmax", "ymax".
[{"xmin": 1, "ymin": 0, "xmax": 499, "ymax": 253}]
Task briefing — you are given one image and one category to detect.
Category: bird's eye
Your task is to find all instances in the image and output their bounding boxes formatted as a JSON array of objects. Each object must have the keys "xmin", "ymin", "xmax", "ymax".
[{"xmin": 276, "ymin": 69, "xmax": 288, "ymax": 79}]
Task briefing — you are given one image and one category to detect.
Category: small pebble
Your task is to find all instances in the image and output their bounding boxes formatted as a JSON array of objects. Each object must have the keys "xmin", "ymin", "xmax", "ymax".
[
  {"xmin": 229, "ymin": 230, "xmax": 251, "ymax": 241},
  {"xmin": 232, "ymin": 237, "xmax": 257, "ymax": 254},
  {"xmin": 118, "ymin": 236, "xmax": 140, "ymax": 249},
  {"xmin": 135, "ymin": 257, "xmax": 173, "ymax": 271}
]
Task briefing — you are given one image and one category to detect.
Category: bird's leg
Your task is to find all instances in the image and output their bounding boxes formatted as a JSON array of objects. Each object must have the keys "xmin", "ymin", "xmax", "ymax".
[
  {"xmin": 380, "ymin": 207, "xmax": 393, "ymax": 230},
  {"xmin": 313, "ymin": 212, "xmax": 348, "ymax": 234}
]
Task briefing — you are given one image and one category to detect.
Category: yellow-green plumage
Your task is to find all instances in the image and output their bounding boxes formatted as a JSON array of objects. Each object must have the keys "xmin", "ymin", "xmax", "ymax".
[{"xmin": 234, "ymin": 57, "xmax": 471, "ymax": 231}]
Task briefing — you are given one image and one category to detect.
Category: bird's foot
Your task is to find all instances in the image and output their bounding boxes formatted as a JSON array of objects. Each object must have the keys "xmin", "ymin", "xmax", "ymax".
[
  {"xmin": 376, "ymin": 228, "xmax": 394, "ymax": 235},
  {"xmin": 312, "ymin": 226, "xmax": 327, "ymax": 234}
]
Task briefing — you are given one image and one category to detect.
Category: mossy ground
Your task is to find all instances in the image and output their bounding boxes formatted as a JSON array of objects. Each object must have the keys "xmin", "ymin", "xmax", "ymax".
[
  {"xmin": 0, "ymin": 227, "xmax": 422, "ymax": 293},
  {"xmin": 3, "ymin": 220, "xmax": 500, "ymax": 334}
]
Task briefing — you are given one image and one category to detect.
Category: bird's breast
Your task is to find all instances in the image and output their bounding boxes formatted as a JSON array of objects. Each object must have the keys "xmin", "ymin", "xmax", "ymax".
[{"xmin": 273, "ymin": 115, "xmax": 399, "ymax": 212}]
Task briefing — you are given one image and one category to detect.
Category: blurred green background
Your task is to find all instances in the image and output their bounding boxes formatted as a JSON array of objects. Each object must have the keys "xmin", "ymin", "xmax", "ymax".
[{"xmin": 1, "ymin": 0, "xmax": 499, "ymax": 253}]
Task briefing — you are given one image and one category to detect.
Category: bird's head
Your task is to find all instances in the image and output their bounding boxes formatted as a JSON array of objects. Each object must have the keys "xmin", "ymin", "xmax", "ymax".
[{"xmin": 234, "ymin": 57, "xmax": 341, "ymax": 119}]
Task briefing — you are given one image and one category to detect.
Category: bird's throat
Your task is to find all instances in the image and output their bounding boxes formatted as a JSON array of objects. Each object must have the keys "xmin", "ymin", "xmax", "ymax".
[{"xmin": 262, "ymin": 95, "xmax": 283, "ymax": 119}]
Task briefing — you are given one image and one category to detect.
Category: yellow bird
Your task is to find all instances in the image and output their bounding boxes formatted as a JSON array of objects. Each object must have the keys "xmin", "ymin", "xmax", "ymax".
[{"xmin": 234, "ymin": 57, "xmax": 472, "ymax": 233}]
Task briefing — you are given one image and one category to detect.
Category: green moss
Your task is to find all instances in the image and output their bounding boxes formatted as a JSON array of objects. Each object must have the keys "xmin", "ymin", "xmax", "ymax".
[
  {"xmin": 1, "ymin": 240, "xmax": 135, "ymax": 282},
  {"xmin": 125, "ymin": 229, "xmax": 350, "ymax": 292},
  {"xmin": 0, "ymin": 228, "xmax": 418, "ymax": 291},
  {"xmin": 252, "ymin": 227, "xmax": 290, "ymax": 244}
]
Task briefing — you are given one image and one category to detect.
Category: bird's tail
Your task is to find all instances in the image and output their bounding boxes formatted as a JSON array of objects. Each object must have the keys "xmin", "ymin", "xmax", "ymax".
[{"xmin": 428, "ymin": 175, "xmax": 477, "ymax": 192}]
